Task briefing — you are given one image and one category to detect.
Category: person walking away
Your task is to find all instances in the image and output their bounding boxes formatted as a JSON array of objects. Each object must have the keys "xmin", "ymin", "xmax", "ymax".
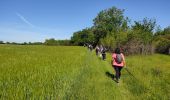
[
  {"xmin": 95, "ymin": 45, "xmax": 99, "ymax": 56},
  {"xmin": 89, "ymin": 44, "xmax": 93, "ymax": 52},
  {"xmin": 112, "ymin": 48, "xmax": 126, "ymax": 83},
  {"xmin": 99, "ymin": 45, "xmax": 103, "ymax": 59},
  {"xmin": 102, "ymin": 47, "xmax": 106, "ymax": 60},
  {"xmin": 88, "ymin": 44, "xmax": 91, "ymax": 51},
  {"xmin": 83, "ymin": 43, "xmax": 86, "ymax": 47}
]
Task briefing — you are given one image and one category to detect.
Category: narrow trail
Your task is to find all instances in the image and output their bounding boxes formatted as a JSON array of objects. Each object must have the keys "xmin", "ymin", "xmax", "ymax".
[
  {"xmin": 64, "ymin": 49, "xmax": 133, "ymax": 100},
  {"xmin": 91, "ymin": 51, "xmax": 133, "ymax": 100}
]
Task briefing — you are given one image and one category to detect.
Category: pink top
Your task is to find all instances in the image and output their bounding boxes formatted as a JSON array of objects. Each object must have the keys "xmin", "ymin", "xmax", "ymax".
[{"xmin": 112, "ymin": 53, "xmax": 125, "ymax": 67}]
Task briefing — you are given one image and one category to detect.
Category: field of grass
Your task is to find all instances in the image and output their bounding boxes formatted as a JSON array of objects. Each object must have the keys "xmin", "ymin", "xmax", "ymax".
[{"xmin": 0, "ymin": 45, "xmax": 170, "ymax": 99}]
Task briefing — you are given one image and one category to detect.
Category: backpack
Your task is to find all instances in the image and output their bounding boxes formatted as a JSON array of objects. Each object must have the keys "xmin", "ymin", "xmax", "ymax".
[{"xmin": 115, "ymin": 54, "xmax": 123, "ymax": 64}]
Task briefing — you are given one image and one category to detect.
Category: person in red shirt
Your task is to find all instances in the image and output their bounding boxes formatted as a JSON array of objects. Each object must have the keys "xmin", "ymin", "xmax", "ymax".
[{"xmin": 112, "ymin": 48, "xmax": 126, "ymax": 83}]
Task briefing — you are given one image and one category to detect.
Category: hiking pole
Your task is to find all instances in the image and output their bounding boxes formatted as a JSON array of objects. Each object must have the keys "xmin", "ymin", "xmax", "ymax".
[{"xmin": 124, "ymin": 67, "xmax": 138, "ymax": 81}]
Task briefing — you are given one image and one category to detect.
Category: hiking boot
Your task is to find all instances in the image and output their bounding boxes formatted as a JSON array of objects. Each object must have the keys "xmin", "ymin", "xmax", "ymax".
[{"xmin": 115, "ymin": 79, "xmax": 119, "ymax": 83}]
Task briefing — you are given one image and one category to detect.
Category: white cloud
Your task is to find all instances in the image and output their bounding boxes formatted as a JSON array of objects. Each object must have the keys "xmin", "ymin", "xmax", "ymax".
[
  {"xmin": 16, "ymin": 12, "xmax": 35, "ymax": 27},
  {"xmin": 0, "ymin": 12, "xmax": 73, "ymax": 42}
]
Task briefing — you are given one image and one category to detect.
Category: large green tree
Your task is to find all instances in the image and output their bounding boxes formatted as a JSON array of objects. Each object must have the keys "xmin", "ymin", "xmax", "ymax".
[{"xmin": 93, "ymin": 6, "xmax": 129, "ymax": 47}]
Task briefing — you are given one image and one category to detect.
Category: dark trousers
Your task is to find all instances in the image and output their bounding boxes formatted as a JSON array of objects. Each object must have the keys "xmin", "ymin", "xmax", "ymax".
[
  {"xmin": 102, "ymin": 53, "xmax": 106, "ymax": 60},
  {"xmin": 113, "ymin": 65, "xmax": 123, "ymax": 81},
  {"xmin": 96, "ymin": 50, "xmax": 99, "ymax": 56}
]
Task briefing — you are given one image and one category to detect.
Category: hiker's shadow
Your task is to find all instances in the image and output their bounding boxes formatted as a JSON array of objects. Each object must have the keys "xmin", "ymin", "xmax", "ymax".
[{"xmin": 105, "ymin": 72, "xmax": 115, "ymax": 80}]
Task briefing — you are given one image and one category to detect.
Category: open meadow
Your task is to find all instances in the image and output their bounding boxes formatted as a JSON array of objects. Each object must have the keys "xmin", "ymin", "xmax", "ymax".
[{"xmin": 0, "ymin": 45, "xmax": 170, "ymax": 99}]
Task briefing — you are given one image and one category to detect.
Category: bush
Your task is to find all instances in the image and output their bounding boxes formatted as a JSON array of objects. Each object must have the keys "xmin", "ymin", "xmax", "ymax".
[{"xmin": 155, "ymin": 37, "xmax": 170, "ymax": 54}]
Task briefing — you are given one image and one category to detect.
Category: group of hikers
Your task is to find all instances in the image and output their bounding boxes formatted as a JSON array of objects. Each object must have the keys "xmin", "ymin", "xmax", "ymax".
[
  {"xmin": 86, "ymin": 44, "xmax": 107, "ymax": 60},
  {"xmin": 95, "ymin": 45, "xmax": 107, "ymax": 60},
  {"xmin": 85, "ymin": 43, "xmax": 126, "ymax": 84}
]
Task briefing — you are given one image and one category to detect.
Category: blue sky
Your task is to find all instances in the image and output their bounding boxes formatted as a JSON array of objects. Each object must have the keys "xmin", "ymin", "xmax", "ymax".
[{"xmin": 0, "ymin": 0, "xmax": 170, "ymax": 43}]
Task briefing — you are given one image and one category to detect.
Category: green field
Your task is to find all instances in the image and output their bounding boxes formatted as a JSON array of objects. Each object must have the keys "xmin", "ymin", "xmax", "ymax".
[{"xmin": 0, "ymin": 45, "xmax": 170, "ymax": 100}]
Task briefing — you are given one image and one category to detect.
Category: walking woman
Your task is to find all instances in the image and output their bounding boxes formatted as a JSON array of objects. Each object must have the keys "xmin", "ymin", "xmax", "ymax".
[
  {"xmin": 112, "ymin": 48, "xmax": 126, "ymax": 83},
  {"xmin": 95, "ymin": 45, "xmax": 100, "ymax": 56}
]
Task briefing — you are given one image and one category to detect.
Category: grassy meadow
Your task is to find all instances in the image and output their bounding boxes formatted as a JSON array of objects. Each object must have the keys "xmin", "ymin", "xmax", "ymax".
[{"xmin": 0, "ymin": 45, "xmax": 170, "ymax": 100}]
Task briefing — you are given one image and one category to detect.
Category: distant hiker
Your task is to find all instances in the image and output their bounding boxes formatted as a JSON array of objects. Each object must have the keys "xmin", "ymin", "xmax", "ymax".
[
  {"xmin": 112, "ymin": 48, "xmax": 126, "ymax": 83},
  {"xmin": 99, "ymin": 45, "xmax": 103, "ymax": 59},
  {"xmin": 87, "ymin": 44, "xmax": 90, "ymax": 50},
  {"xmin": 88, "ymin": 44, "xmax": 93, "ymax": 51},
  {"xmin": 101, "ymin": 46, "xmax": 107, "ymax": 60},
  {"xmin": 83, "ymin": 43, "xmax": 86, "ymax": 47},
  {"xmin": 95, "ymin": 45, "xmax": 100, "ymax": 56},
  {"xmin": 99, "ymin": 45, "xmax": 103, "ymax": 53}
]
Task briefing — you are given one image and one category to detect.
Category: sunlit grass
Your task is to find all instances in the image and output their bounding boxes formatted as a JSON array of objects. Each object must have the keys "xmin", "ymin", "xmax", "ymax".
[
  {"xmin": 0, "ymin": 45, "xmax": 87, "ymax": 99},
  {"xmin": 0, "ymin": 45, "xmax": 169, "ymax": 99},
  {"xmin": 106, "ymin": 53, "xmax": 170, "ymax": 99}
]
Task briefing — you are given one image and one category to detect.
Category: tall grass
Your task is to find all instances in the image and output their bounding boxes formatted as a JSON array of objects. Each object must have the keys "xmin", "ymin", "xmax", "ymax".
[
  {"xmin": 0, "ymin": 45, "xmax": 169, "ymax": 99},
  {"xmin": 124, "ymin": 54, "xmax": 170, "ymax": 99},
  {"xmin": 106, "ymin": 53, "xmax": 170, "ymax": 99},
  {"xmin": 0, "ymin": 45, "xmax": 87, "ymax": 99}
]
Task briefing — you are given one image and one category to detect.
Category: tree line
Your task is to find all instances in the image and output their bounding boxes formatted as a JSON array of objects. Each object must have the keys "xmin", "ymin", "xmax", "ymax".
[
  {"xmin": 0, "ymin": 41, "xmax": 43, "ymax": 45},
  {"xmin": 70, "ymin": 6, "xmax": 170, "ymax": 55},
  {"xmin": 0, "ymin": 39, "xmax": 71, "ymax": 46}
]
